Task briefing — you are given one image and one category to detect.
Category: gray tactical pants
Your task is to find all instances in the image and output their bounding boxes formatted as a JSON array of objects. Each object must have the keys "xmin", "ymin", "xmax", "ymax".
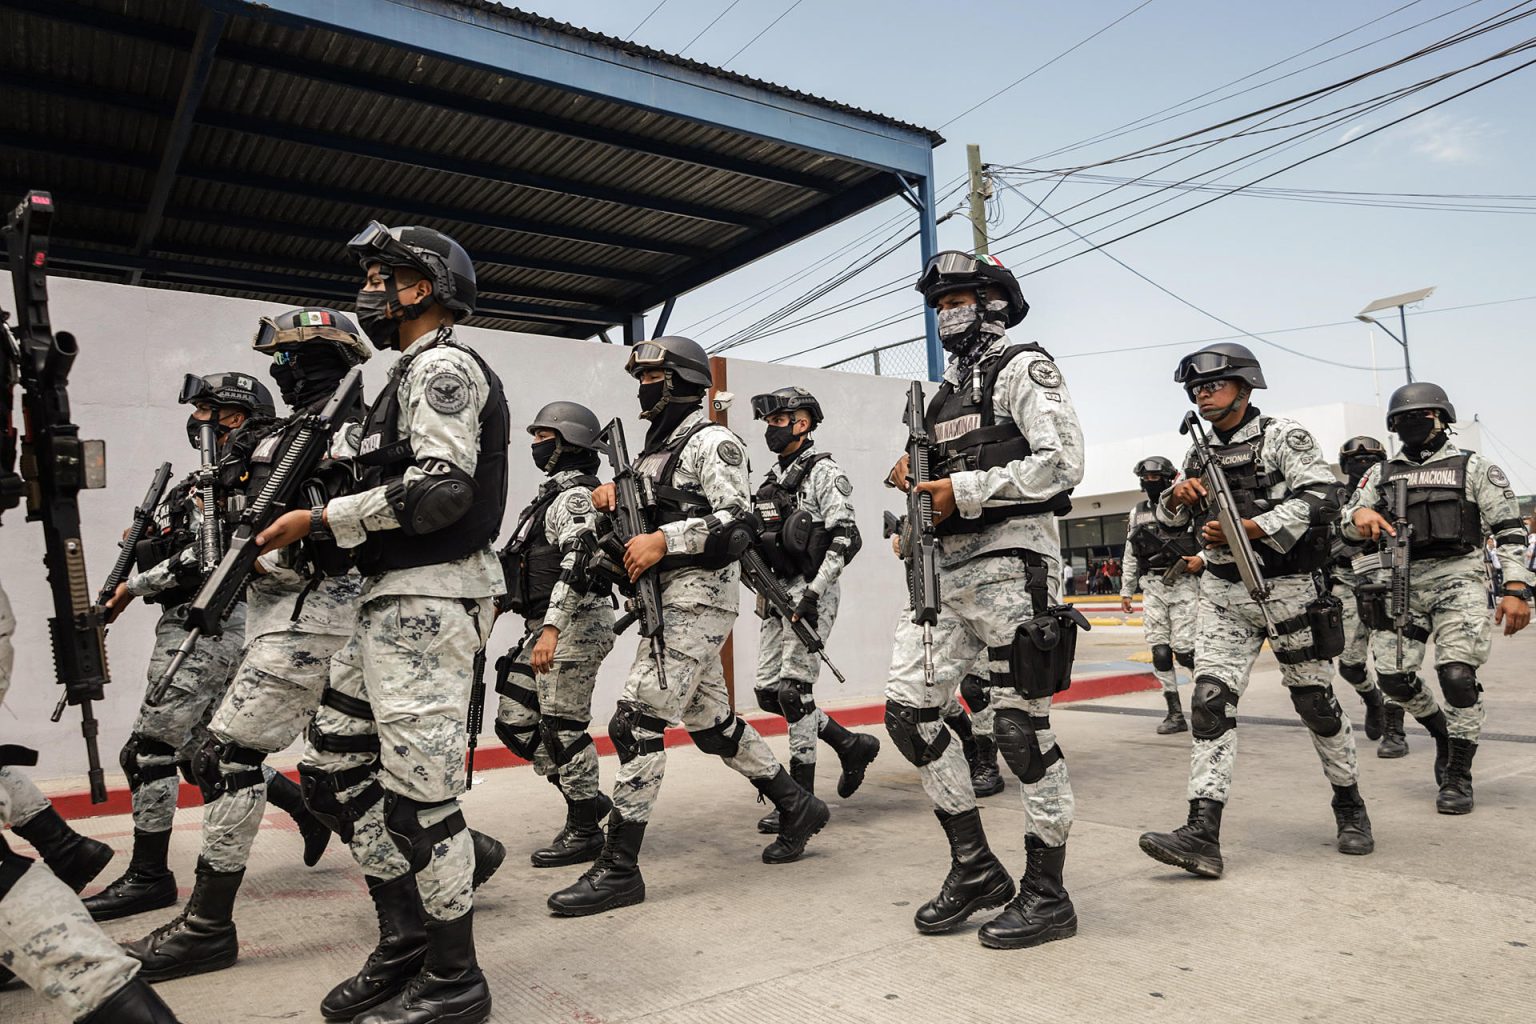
[{"xmin": 753, "ymin": 579, "xmax": 841, "ymax": 768}]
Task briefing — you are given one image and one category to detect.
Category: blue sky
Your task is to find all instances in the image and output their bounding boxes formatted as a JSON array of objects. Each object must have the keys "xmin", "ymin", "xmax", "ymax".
[{"xmin": 531, "ymin": 1, "xmax": 1536, "ymax": 485}]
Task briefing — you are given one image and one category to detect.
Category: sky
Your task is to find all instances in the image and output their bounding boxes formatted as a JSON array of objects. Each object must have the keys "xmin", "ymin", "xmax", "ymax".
[{"xmin": 527, "ymin": 0, "xmax": 1536, "ymax": 486}]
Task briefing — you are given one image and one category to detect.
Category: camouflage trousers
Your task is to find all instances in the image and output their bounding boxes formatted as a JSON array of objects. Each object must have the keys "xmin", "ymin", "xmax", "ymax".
[
  {"xmin": 613, "ymin": 567, "xmax": 780, "ymax": 825},
  {"xmin": 940, "ymin": 655, "xmax": 998, "ymax": 739},
  {"xmin": 1367, "ymin": 566, "xmax": 1490, "ymax": 742},
  {"xmin": 753, "ymin": 579, "xmax": 841, "ymax": 768},
  {"xmin": 303, "ymin": 593, "xmax": 494, "ymax": 921},
  {"xmin": 884, "ymin": 553, "xmax": 1074, "ymax": 847},
  {"xmin": 0, "ymin": 575, "xmax": 13, "ymax": 706},
  {"xmin": 198, "ymin": 629, "xmax": 350, "ymax": 873},
  {"xmin": 1331, "ymin": 575, "xmax": 1378, "ymax": 697},
  {"xmin": 494, "ymin": 614, "xmax": 612, "ymax": 802},
  {"xmin": 1143, "ymin": 573, "xmax": 1198, "ymax": 694},
  {"xmin": 128, "ymin": 603, "xmax": 246, "ymax": 833},
  {"xmin": 1189, "ymin": 573, "xmax": 1358, "ymax": 803}
]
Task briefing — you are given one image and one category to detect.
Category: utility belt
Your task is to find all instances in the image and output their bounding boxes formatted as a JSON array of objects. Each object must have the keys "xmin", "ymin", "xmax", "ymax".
[
  {"xmin": 1206, "ymin": 564, "xmax": 1345, "ymax": 664},
  {"xmin": 981, "ymin": 549, "xmax": 1091, "ymax": 699}
]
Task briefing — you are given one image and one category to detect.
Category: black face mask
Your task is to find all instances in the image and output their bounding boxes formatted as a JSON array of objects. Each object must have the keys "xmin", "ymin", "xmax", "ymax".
[
  {"xmin": 270, "ymin": 347, "xmax": 353, "ymax": 410},
  {"xmin": 1392, "ymin": 414, "xmax": 1442, "ymax": 459},
  {"xmin": 765, "ymin": 424, "xmax": 798, "ymax": 454},
  {"xmin": 1343, "ymin": 459, "xmax": 1375, "ymax": 488},
  {"xmin": 530, "ymin": 438, "xmax": 560, "ymax": 473},
  {"xmin": 1141, "ymin": 479, "xmax": 1169, "ymax": 503},
  {"xmin": 185, "ymin": 414, "xmax": 230, "ymax": 449},
  {"xmin": 354, "ymin": 289, "xmax": 399, "ymax": 350},
  {"xmin": 638, "ymin": 381, "xmax": 667, "ymax": 420}
]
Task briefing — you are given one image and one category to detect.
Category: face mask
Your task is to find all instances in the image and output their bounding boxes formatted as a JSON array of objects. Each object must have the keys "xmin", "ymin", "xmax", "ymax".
[
  {"xmin": 638, "ymin": 380, "xmax": 667, "ymax": 420},
  {"xmin": 1392, "ymin": 414, "xmax": 1437, "ymax": 450},
  {"xmin": 1141, "ymin": 479, "xmax": 1168, "ymax": 503},
  {"xmin": 937, "ymin": 304, "xmax": 980, "ymax": 355},
  {"xmin": 1343, "ymin": 460, "xmax": 1373, "ymax": 488},
  {"xmin": 185, "ymin": 414, "xmax": 231, "ymax": 449},
  {"xmin": 530, "ymin": 438, "xmax": 560, "ymax": 473},
  {"xmin": 269, "ymin": 347, "xmax": 353, "ymax": 409},
  {"xmin": 765, "ymin": 424, "xmax": 797, "ymax": 454},
  {"xmin": 355, "ymin": 289, "xmax": 399, "ymax": 351}
]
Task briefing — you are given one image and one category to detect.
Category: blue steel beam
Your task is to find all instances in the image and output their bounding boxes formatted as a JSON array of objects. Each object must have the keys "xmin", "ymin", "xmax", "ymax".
[{"xmin": 916, "ymin": 155, "xmax": 943, "ymax": 382}]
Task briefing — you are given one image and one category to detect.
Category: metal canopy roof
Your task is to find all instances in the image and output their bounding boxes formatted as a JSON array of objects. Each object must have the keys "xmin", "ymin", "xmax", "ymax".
[{"xmin": 0, "ymin": 0, "xmax": 943, "ymax": 339}]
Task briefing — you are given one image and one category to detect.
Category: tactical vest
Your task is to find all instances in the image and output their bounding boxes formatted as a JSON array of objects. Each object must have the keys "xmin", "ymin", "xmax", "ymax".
[
  {"xmin": 1126, "ymin": 501, "xmax": 1196, "ymax": 570},
  {"xmin": 1327, "ymin": 481, "xmax": 1370, "ymax": 570},
  {"xmin": 923, "ymin": 344, "xmax": 1073, "ymax": 537},
  {"xmin": 1379, "ymin": 452, "xmax": 1480, "ymax": 560},
  {"xmin": 1195, "ymin": 418, "xmax": 1327, "ymax": 578},
  {"xmin": 135, "ymin": 480, "xmax": 199, "ymax": 607},
  {"xmin": 636, "ymin": 420, "xmax": 737, "ymax": 572},
  {"xmin": 352, "ymin": 340, "xmax": 510, "ymax": 575},
  {"xmin": 500, "ymin": 474, "xmax": 601, "ymax": 618}
]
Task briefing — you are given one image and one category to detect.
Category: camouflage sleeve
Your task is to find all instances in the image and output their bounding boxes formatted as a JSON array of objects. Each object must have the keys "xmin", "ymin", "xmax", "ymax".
[
  {"xmin": 950, "ymin": 356, "xmax": 1085, "ymax": 519},
  {"xmin": 1119, "ymin": 512, "xmax": 1142, "ymax": 598},
  {"xmin": 805, "ymin": 457, "xmax": 855, "ymax": 597},
  {"xmin": 1252, "ymin": 420, "xmax": 1337, "ymax": 551},
  {"xmin": 1155, "ymin": 447, "xmax": 1198, "ymax": 528},
  {"xmin": 659, "ymin": 427, "xmax": 751, "ymax": 556},
  {"xmin": 1468, "ymin": 454, "xmax": 1535, "ymax": 586},
  {"xmin": 1339, "ymin": 464, "xmax": 1383, "ymax": 542},
  {"xmin": 124, "ymin": 546, "xmax": 196, "ymax": 597},
  {"xmin": 543, "ymin": 486, "xmax": 600, "ymax": 635}
]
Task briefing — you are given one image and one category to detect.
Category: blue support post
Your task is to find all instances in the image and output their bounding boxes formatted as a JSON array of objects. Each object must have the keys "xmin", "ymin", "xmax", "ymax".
[{"xmin": 917, "ymin": 152, "xmax": 943, "ymax": 382}]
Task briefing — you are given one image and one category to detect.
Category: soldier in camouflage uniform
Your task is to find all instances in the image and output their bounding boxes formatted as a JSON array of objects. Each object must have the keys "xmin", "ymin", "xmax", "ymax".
[
  {"xmin": 883, "ymin": 251, "xmax": 1084, "ymax": 950},
  {"xmin": 747, "ymin": 386, "xmax": 879, "ymax": 834},
  {"xmin": 1329, "ymin": 437, "xmax": 1394, "ymax": 753},
  {"xmin": 1139, "ymin": 343, "xmax": 1373, "ymax": 880},
  {"xmin": 547, "ymin": 337, "xmax": 829, "ymax": 919},
  {"xmin": 1120, "ymin": 456, "xmax": 1201, "ymax": 734},
  {"xmin": 257, "ymin": 224, "xmax": 506, "ymax": 1024},
  {"xmin": 1342, "ymin": 382, "xmax": 1532, "ymax": 815},
  {"xmin": 494, "ymin": 401, "xmax": 615, "ymax": 868}
]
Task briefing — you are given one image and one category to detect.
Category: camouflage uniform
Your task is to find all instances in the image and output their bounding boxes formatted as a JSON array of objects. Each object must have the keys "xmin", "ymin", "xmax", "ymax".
[
  {"xmin": 1120, "ymin": 507, "xmax": 1199, "ymax": 695},
  {"xmin": 0, "ymin": 575, "xmax": 48, "ymax": 823}
]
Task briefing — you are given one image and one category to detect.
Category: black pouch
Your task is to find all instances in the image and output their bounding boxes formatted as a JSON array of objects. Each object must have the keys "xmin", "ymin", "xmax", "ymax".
[
  {"xmin": 1356, "ymin": 583, "xmax": 1390, "ymax": 631},
  {"xmin": 1305, "ymin": 591, "xmax": 1346, "ymax": 661},
  {"xmin": 1007, "ymin": 556, "xmax": 1092, "ymax": 699}
]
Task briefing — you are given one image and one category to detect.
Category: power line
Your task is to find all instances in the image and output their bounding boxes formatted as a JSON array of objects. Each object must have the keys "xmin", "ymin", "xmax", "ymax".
[
  {"xmin": 625, "ymin": 0, "xmax": 670, "ymax": 40},
  {"xmin": 721, "ymin": 0, "xmax": 806, "ymax": 65},
  {"xmin": 679, "ymin": 0, "xmax": 745, "ymax": 55},
  {"xmin": 1473, "ymin": 417, "xmax": 1536, "ymax": 492}
]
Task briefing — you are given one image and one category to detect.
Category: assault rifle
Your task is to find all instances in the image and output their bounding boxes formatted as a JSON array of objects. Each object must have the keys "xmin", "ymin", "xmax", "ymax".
[
  {"xmin": 98, "ymin": 461, "xmax": 174, "ymax": 607},
  {"xmin": 1181, "ymin": 410, "xmax": 1279, "ymax": 639},
  {"xmin": 597, "ymin": 418, "xmax": 667, "ymax": 689},
  {"xmin": 192, "ymin": 419, "xmax": 222, "ymax": 574},
  {"xmin": 465, "ymin": 645, "xmax": 487, "ymax": 788},
  {"xmin": 1387, "ymin": 476, "xmax": 1411, "ymax": 671},
  {"xmin": 2, "ymin": 190, "xmax": 112, "ymax": 802},
  {"xmin": 886, "ymin": 381, "xmax": 941, "ymax": 684},
  {"xmin": 738, "ymin": 546, "xmax": 846, "ymax": 684},
  {"xmin": 148, "ymin": 367, "xmax": 363, "ymax": 704}
]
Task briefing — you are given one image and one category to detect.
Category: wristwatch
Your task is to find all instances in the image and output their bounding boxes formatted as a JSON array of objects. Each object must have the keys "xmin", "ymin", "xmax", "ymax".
[
  {"xmin": 309, "ymin": 506, "xmax": 332, "ymax": 543},
  {"xmin": 1502, "ymin": 583, "xmax": 1534, "ymax": 602}
]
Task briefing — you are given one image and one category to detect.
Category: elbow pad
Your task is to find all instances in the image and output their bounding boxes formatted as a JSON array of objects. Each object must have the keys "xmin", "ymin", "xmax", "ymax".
[
  {"xmin": 1294, "ymin": 487, "xmax": 1340, "ymax": 526},
  {"xmin": 702, "ymin": 511, "xmax": 754, "ymax": 561},
  {"xmin": 387, "ymin": 460, "xmax": 476, "ymax": 535}
]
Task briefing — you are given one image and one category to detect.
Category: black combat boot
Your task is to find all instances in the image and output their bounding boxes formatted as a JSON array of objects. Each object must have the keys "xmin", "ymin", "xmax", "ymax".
[
  {"xmin": 754, "ymin": 766, "xmax": 830, "ymax": 864},
  {"xmin": 469, "ymin": 829, "xmax": 505, "ymax": 889},
  {"xmin": 1139, "ymin": 799, "xmax": 1224, "ymax": 878},
  {"xmin": 1436, "ymin": 738, "xmax": 1477, "ymax": 815},
  {"xmin": 353, "ymin": 911, "xmax": 491, "ymax": 1024},
  {"xmin": 83, "ymin": 828, "xmax": 177, "ymax": 921},
  {"xmin": 546, "ymin": 813, "xmax": 647, "ymax": 917},
  {"xmin": 977, "ymin": 836, "xmax": 1078, "ymax": 949},
  {"xmin": 1330, "ymin": 784, "xmax": 1375, "ymax": 855},
  {"xmin": 11, "ymin": 805, "xmax": 114, "ymax": 892},
  {"xmin": 1377, "ymin": 704, "xmax": 1408, "ymax": 758},
  {"xmin": 320, "ymin": 874, "xmax": 428, "ymax": 1020},
  {"xmin": 1359, "ymin": 687, "xmax": 1386, "ymax": 741},
  {"xmin": 970, "ymin": 736, "xmax": 1005, "ymax": 797},
  {"xmin": 263, "ymin": 770, "xmax": 331, "ymax": 868},
  {"xmin": 531, "ymin": 792, "xmax": 611, "ymax": 868},
  {"xmin": 914, "ymin": 808, "xmax": 1014, "ymax": 934},
  {"xmin": 78, "ymin": 978, "xmax": 182, "ymax": 1023},
  {"xmin": 758, "ymin": 761, "xmax": 813, "ymax": 834},
  {"xmin": 819, "ymin": 716, "xmax": 881, "ymax": 799},
  {"xmin": 125, "ymin": 859, "xmax": 245, "ymax": 981},
  {"xmin": 1419, "ymin": 710, "xmax": 1450, "ymax": 783},
  {"xmin": 1157, "ymin": 691, "xmax": 1188, "ymax": 735}
]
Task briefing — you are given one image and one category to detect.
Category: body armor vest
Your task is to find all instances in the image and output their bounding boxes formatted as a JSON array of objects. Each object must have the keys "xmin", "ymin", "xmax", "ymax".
[
  {"xmin": 923, "ymin": 344, "xmax": 1073, "ymax": 537},
  {"xmin": 754, "ymin": 450, "xmax": 841, "ymax": 581},
  {"xmin": 1127, "ymin": 501, "xmax": 1197, "ymax": 570},
  {"xmin": 135, "ymin": 480, "xmax": 199, "ymax": 607},
  {"xmin": 353, "ymin": 340, "xmax": 510, "ymax": 575},
  {"xmin": 1196, "ymin": 417, "xmax": 1327, "ymax": 578},
  {"xmin": 1379, "ymin": 452, "xmax": 1480, "ymax": 560},
  {"xmin": 1327, "ymin": 482, "xmax": 1370, "ymax": 570},
  {"xmin": 636, "ymin": 420, "xmax": 737, "ymax": 572},
  {"xmin": 500, "ymin": 474, "xmax": 601, "ymax": 618}
]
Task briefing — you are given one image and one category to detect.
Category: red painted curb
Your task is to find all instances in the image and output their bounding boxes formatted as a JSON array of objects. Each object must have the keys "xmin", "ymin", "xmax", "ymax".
[{"xmin": 46, "ymin": 671, "xmax": 1156, "ymax": 820}]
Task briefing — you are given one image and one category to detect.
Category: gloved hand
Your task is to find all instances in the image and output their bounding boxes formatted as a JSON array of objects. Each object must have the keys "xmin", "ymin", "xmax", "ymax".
[{"xmin": 792, "ymin": 591, "xmax": 819, "ymax": 630}]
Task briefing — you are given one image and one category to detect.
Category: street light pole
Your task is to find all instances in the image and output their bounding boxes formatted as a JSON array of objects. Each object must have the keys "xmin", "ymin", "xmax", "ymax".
[{"xmin": 1355, "ymin": 286, "xmax": 1434, "ymax": 386}]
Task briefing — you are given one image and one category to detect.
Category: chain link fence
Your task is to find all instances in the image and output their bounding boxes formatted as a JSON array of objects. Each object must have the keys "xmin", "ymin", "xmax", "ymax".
[{"xmin": 822, "ymin": 336, "xmax": 930, "ymax": 379}]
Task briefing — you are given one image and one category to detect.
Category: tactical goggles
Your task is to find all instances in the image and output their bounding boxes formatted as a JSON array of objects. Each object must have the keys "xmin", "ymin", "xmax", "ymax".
[
  {"xmin": 177, "ymin": 372, "xmax": 259, "ymax": 409},
  {"xmin": 251, "ymin": 312, "xmax": 360, "ymax": 354},
  {"xmin": 750, "ymin": 392, "xmax": 805, "ymax": 420},
  {"xmin": 1173, "ymin": 350, "xmax": 1248, "ymax": 383},
  {"xmin": 1133, "ymin": 459, "xmax": 1175, "ymax": 478},
  {"xmin": 624, "ymin": 341, "xmax": 670, "ymax": 378},
  {"xmin": 916, "ymin": 251, "xmax": 994, "ymax": 294},
  {"xmin": 347, "ymin": 220, "xmax": 428, "ymax": 276}
]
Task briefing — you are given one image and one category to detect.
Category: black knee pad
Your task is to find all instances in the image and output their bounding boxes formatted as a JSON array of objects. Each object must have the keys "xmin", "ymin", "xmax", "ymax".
[
  {"xmin": 1190, "ymin": 676, "xmax": 1238, "ymax": 740},
  {"xmin": 689, "ymin": 715, "xmax": 746, "ymax": 758},
  {"xmin": 1376, "ymin": 672, "xmax": 1424, "ymax": 703},
  {"xmin": 1436, "ymin": 662, "xmax": 1481, "ymax": 708},
  {"xmin": 494, "ymin": 719, "xmax": 541, "ymax": 761},
  {"xmin": 1288, "ymin": 684, "xmax": 1344, "ymax": 738},
  {"xmin": 944, "ymin": 709, "xmax": 975, "ymax": 742},
  {"xmin": 1151, "ymin": 644, "xmax": 1175, "ymax": 673},
  {"xmin": 883, "ymin": 700, "xmax": 949, "ymax": 766},
  {"xmin": 299, "ymin": 761, "xmax": 381, "ymax": 845},
  {"xmin": 191, "ymin": 737, "xmax": 266, "ymax": 802},
  {"xmin": 776, "ymin": 679, "xmax": 815, "ymax": 725},
  {"xmin": 119, "ymin": 734, "xmax": 143, "ymax": 791},
  {"xmin": 537, "ymin": 715, "xmax": 593, "ymax": 767},
  {"xmin": 608, "ymin": 701, "xmax": 668, "ymax": 764},
  {"xmin": 755, "ymin": 687, "xmax": 784, "ymax": 717},
  {"xmin": 1175, "ymin": 649, "xmax": 1195, "ymax": 670},
  {"xmin": 384, "ymin": 792, "xmax": 465, "ymax": 875},
  {"xmin": 1338, "ymin": 661, "xmax": 1368, "ymax": 686},
  {"xmin": 959, "ymin": 674, "xmax": 991, "ymax": 713},
  {"xmin": 993, "ymin": 708, "xmax": 1061, "ymax": 784}
]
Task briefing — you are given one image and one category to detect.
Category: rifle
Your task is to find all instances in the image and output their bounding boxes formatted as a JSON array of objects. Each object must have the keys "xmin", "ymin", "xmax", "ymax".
[
  {"xmin": 887, "ymin": 381, "xmax": 941, "ymax": 684},
  {"xmin": 1387, "ymin": 476, "xmax": 1411, "ymax": 671},
  {"xmin": 1180, "ymin": 410, "xmax": 1279, "ymax": 639},
  {"xmin": 737, "ymin": 545, "xmax": 846, "ymax": 684},
  {"xmin": 148, "ymin": 367, "xmax": 363, "ymax": 704},
  {"xmin": 193, "ymin": 420, "xmax": 222, "ymax": 574},
  {"xmin": 597, "ymin": 418, "xmax": 667, "ymax": 689},
  {"xmin": 2, "ymin": 190, "xmax": 112, "ymax": 802},
  {"xmin": 465, "ymin": 645, "xmax": 487, "ymax": 788},
  {"xmin": 98, "ymin": 461, "xmax": 174, "ymax": 607}
]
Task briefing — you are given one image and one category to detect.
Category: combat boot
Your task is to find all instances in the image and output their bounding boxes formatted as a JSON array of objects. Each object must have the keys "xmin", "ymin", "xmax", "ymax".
[
  {"xmin": 1360, "ymin": 687, "xmax": 1386, "ymax": 741},
  {"xmin": 757, "ymin": 761, "xmax": 812, "ymax": 835},
  {"xmin": 754, "ymin": 766, "xmax": 830, "ymax": 864},
  {"xmin": 470, "ymin": 829, "xmax": 505, "ymax": 888},
  {"xmin": 83, "ymin": 828, "xmax": 177, "ymax": 921},
  {"xmin": 11, "ymin": 805, "xmax": 114, "ymax": 892},
  {"xmin": 320, "ymin": 874, "xmax": 428, "ymax": 1020},
  {"xmin": 353, "ymin": 911, "xmax": 491, "ymax": 1024},
  {"xmin": 1420, "ymin": 710, "xmax": 1450, "ymax": 783},
  {"xmin": 1377, "ymin": 704, "xmax": 1408, "ymax": 758},
  {"xmin": 819, "ymin": 716, "xmax": 881, "ymax": 798},
  {"xmin": 78, "ymin": 978, "xmax": 182, "ymax": 1023},
  {"xmin": 1156, "ymin": 691, "xmax": 1188, "ymax": 735},
  {"xmin": 547, "ymin": 813, "xmax": 647, "ymax": 917},
  {"xmin": 970, "ymin": 736, "xmax": 1005, "ymax": 797},
  {"xmin": 978, "ymin": 836, "xmax": 1078, "ymax": 950},
  {"xmin": 1436, "ymin": 738, "xmax": 1477, "ymax": 815},
  {"xmin": 1139, "ymin": 799, "xmax": 1224, "ymax": 878},
  {"xmin": 1330, "ymin": 784, "xmax": 1375, "ymax": 855},
  {"xmin": 264, "ymin": 770, "xmax": 331, "ymax": 867},
  {"xmin": 125, "ymin": 859, "xmax": 244, "ymax": 981},
  {"xmin": 914, "ymin": 808, "xmax": 1015, "ymax": 934},
  {"xmin": 531, "ymin": 792, "xmax": 611, "ymax": 867}
]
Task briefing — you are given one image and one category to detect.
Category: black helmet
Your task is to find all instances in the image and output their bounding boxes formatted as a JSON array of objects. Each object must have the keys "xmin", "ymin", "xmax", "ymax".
[
  {"xmin": 527, "ymin": 401, "xmax": 602, "ymax": 450},
  {"xmin": 347, "ymin": 221, "xmax": 476, "ymax": 317},
  {"xmin": 751, "ymin": 387, "xmax": 823, "ymax": 426},
  {"xmin": 252, "ymin": 307, "xmax": 371, "ymax": 365},
  {"xmin": 1133, "ymin": 456, "xmax": 1177, "ymax": 479},
  {"xmin": 1173, "ymin": 342, "xmax": 1266, "ymax": 395},
  {"xmin": 1339, "ymin": 436, "xmax": 1388, "ymax": 465},
  {"xmin": 1386, "ymin": 381, "xmax": 1455, "ymax": 425},
  {"xmin": 178, "ymin": 371, "xmax": 276, "ymax": 419},
  {"xmin": 624, "ymin": 336, "xmax": 712, "ymax": 387},
  {"xmin": 914, "ymin": 250, "xmax": 1029, "ymax": 328}
]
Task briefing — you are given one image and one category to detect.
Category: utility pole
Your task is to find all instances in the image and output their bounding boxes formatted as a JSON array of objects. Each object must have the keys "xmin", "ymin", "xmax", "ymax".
[
  {"xmin": 1356, "ymin": 286, "xmax": 1434, "ymax": 386},
  {"xmin": 966, "ymin": 143, "xmax": 989, "ymax": 255}
]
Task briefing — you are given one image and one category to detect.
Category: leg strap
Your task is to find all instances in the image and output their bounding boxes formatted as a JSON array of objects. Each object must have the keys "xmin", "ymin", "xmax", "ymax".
[
  {"xmin": 321, "ymin": 687, "xmax": 376, "ymax": 721},
  {"xmin": 384, "ymin": 793, "xmax": 466, "ymax": 875},
  {"xmin": 538, "ymin": 715, "xmax": 594, "ymax": 767}
]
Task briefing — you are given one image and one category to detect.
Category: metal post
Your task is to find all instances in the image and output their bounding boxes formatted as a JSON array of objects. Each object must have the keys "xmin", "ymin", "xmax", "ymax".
[
  {"xmin": 652, "ymin": 296, "xmax": 676, "ymax": 339},
  {"xmin": 872, "ymin": 346, "xmax": 881, "ymax": 376},
  {"xmin": 1398, "ymin": 304, "xmax": 1413, "ymax": 384},
  {"xmin": 622, "ymin": 312, "xmax": 645, "ymax": 345},
  {"xmin": 966, "ymin": 143, "xmax": 988, "ymax": 255},
  {"xmin": 917, "ymin": 152, "xmax": 942, "ymax": 383}
]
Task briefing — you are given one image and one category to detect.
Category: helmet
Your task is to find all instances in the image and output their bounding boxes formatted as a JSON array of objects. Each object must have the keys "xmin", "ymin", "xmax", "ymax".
[
  {"xmin": 347, "ymin": 221, "xmax": 477, "ymax": 316},
  {"xmin": 178, "ymin": 371, "xmax": 276, "ymax": 419},
  {"xmin": 1133, "ymin": 456, "xmax": 1177, "ymax": 479},
  {"xmin": 750, "ymin": 387, "xmax": 823, "ymax": 426},
  {"xmin": 914, "ymin": 251, "xmax": 1029, "ymax": 328},
  {"xmin": 527, "ymin": 401, "xmax": 602, "ymax": 450},
  {"xmin": 1173, "ymin": 342, "xmax": 1266, "ymax": 395},
  {"xmin": 1339, "ymin": 436, "xmax": 1388, "ymax": 465},
  {"xmin": 252, "ymin": 307, "xmax": 371, "ymax": 365},
  {"xmin": 1386, "ymin": 382, "xmax": 1455, "ymax": 426},
  {"xmin": 624, "ymin": 336, "xmax": 712, "ymax": 387}
]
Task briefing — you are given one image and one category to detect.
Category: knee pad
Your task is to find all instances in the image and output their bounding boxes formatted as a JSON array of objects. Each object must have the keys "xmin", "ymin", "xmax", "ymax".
[
  {"xmin": 883, "ymin": 700, "xmax": 949, "ymax": 767},
  {"xmin": 944, "ymin": 709, "xmax": 975, "ymax": 742},
  {"xmin": 1151, "ymin": 644, "xmax": 1175, "ymax": 673},
  {"xmin": 608, "ymin": 701, "xmax": 668, "ymax": 764},
  {"xmin": 776, "ymin": 679, "xmax": 815, "ymax": 725},
  {"xmin": 537, "ymin": 715, "xmax": 593, "ymax": 767},
  {"xmin": 384, "ymin": 792, "xmax": 465, "ymax": 875},
  {"xmin": 494, "ymin": 719, "xmax": 541, "ymax": 761},
  {"xmin": 1190, "ymin": 676, "xmax": 1238, "ymax": 740},
  {"xmin": 959, "ymin": 674, "xmax": 991, "ymax": 713},
  {"xmin": 689, "ymin": 715, "xmax": 746, "ymax": 758},
  {"xmin": 1436, "ymin": 662, "xmax": 1481, "ymax": 708},
  {"xmin": 1338, "ymin": 661, "xmax": 1368, "ymax": 686},
  {"xmin": 993, "ymin": 708, "xmax": 1061, "ymax": 784},
  {"xmin": 119, "ymin": 735, "xmax": 143, "ymax": 791},
  {"xmin": 754, "ymin": 687, "xmax": 783, "ymax": 717},
  {"xmin": 191, "ymin": 737, "xmax": 266, "ymax": 802},
  {"xmin": 1288, "ymin": 684, "xmax": 1344, "ymax": 738},
  {"xmin": 1175, "ymin": 649, "xmax": 1195, "ymax": 671},
  {"xmin": 1376, "ymin": 672, "xmax": 1424, "ymax": 703},
  {"xmin": 299, "ymin": 761, "xmax": 382, "ymax": 845}
]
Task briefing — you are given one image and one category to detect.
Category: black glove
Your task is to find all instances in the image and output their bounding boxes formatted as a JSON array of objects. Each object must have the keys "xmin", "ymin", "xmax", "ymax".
[{"xmin": 793, "ymin": 591, "xmax": 819, "ymax": 631}]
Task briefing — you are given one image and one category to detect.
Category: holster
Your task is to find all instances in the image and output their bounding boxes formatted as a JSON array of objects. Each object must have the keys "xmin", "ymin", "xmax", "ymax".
[
  {"xmin": 999, "ymin": 554, "xmax": 1090, "ymax": 700},
  {"xmin": 1356, "ymin": 583, "xmax": 1390, "ymax": 631},
  {"xmin": 1305, "ymin": 591, "xmax": 1346, "ymax": 661}
]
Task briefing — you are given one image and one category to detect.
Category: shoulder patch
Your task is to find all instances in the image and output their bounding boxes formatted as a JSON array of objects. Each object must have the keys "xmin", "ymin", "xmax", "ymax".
[
  {"xmin": 565, "ymin": 491, "xmax": 593, "ymax": 515},
  {"xmin": 1028, "ymin": 360, "xmax": 1063, "ymax": 389},
  {"xmin": 1285, "ymin": 428, "xmax": 1315, "ymax": 452},
  {"xmin": 423, "ymin": 371, "xmax": 470, "ymax": 415},
  {"xmin": 835, "ymin": 474, "xmax": 853, "ymax": 496},
  {"xmin": 1488, "ymin": 464, "xmax": 1511, "ymax": 488},
  {"xmin": 717, "ymin": 439, "xmax": 744, "ymax": 466}
]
